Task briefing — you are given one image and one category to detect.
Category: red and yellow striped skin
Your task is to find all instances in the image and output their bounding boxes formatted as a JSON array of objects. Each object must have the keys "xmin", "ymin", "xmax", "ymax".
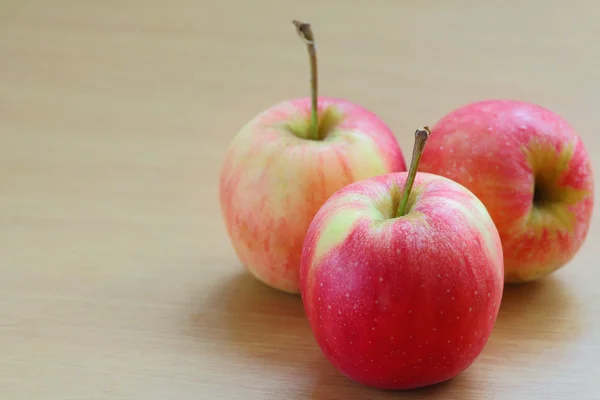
[
  {"xmin": 299, "ymin": 172, "xmax": 504, "ymax": 390},
  {"xmin": 419, "ymin": 100, "xmax": 594, "ymax": 282},
  {"xmin": 219, "ymin": 97, "xmax": 406, "ymax": 293}
]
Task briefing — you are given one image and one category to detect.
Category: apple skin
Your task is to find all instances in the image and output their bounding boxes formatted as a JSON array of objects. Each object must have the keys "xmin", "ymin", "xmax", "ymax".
[
  {"xmin": 219, "ymin": 97, "xmax": 406, "ymax": 294},
  {"xmin": 299, "ymin": 172, "xmax": 504, "ymax": 390},
  {"xmin": 418, "ymin": 100, "xmax": 594, "ymax": 283}
]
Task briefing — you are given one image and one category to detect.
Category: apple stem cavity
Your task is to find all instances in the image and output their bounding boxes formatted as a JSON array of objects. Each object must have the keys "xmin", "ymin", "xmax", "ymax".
[
  {"xmin": 397, "ymin": 126, "xmax": 431, "ymax": 217},
  {"xmin": 293, "ymin": 20, "xmax": 319, "ymax": 141}
]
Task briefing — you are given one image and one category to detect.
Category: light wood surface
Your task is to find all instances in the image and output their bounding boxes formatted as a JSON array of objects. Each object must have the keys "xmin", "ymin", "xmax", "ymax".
[{"xmin": 1, "ymin": 1, "xmax": 599, "ymax": 398}]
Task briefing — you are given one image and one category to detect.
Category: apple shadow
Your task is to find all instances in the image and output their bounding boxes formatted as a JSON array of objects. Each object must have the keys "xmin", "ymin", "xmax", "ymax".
[
  {"xmin": 307, "ymin": 355, "xmax": 476, "ymax": 400},
  {"xmin": 488, "ymin": 276, "xmax": 584, "ymax": 357},
  {"xmin": 188, "ymin": 270, "xmax": 318, "ymax": 366}
]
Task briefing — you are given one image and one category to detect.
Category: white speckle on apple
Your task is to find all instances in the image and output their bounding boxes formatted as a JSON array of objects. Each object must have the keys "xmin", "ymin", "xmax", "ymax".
[
  {"xmin": 375, "ymin": 299, "xmax": 378, "ymax": 304},
  {"xmin": 447, "ymin": 289, "xmax": 450, "ymax": 293},
  {"xmin": 474, "ymin": 291, "xmax": 478, "ymax": 295},
  {"xmin": 448, "ymin": 340, "xmax": 451, "ymax": 343},
  {"xmin": 408, "ymin": 310, "xmax": 412, "ymax": 314},
  {"xmin": 440, "ymin": 311, "xmax": 444, "ymax": 314},
  {"xmin": 452, "ymin": 297, "xmax": 455, "ymax": 300},
  {"xmin": 437, "ymin": 274, "xmax": 442, "ymax": 279},
  {"xmin": 320, "ymin": 283, "xmax": 323, "ymax": 287},
  {"xmin": 409, "ymin": 336, "xmax": 412, "ymax": 339},
  {"xmin": 418, "ymin": 358, "xmax": 422, "ymax": 362},
  {"xmin": 396, "ymin": 249, "xmax": 401, "ymax": 255},
  {"xmin": 391, "ymin": 336, "xmax": 394, "ymax": 340},
  {"xmin": 338, "ymin": 309, "xmax": 341, "ymax": 314},
  {"xmin": 328, "ymin": 305, "xmax": 331, "ymax": 309},
  {"xmin": 345, "ymin": 293, "xmax": 349, "ymax": 298},
  {"xmin": 379, "ymin": 277, "xmax": 383, "ymax": 282},
  {"xmin": 457, "ymin": 316, "xmax": 460, "ymax": 320},
  {"xmin": 469, "ymin": 307, "xmax": 472, "ymax": 312},
  {"xmin": 372, "ymin": 327, "xmax": 375, "ymax": 330},
  {"xmin": 488, "ymin": 292, "xmax": 491, "ymax": 297},
  {"xmin": 433, "ymin": 328, "xmax": 436, "ymax": 331}
]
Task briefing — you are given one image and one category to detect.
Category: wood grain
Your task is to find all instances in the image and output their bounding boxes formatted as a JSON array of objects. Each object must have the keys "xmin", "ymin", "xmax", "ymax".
[{"xmin": 1, "ymin": 1, "xmax": 599, "ymax": 398}]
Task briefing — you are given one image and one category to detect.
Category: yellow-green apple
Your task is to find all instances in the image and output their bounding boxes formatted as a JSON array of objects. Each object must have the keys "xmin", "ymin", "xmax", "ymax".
[
  {"xmin": 299, "ymin": 128, "xmax": 504, "ymax": 390},
  {"xmin": 219, "ymin": 21, "xmax": 406, "ymax": 294},
  {"xmin": 419, "ymin": 100, "xmax": 594, "ymax": 283}
]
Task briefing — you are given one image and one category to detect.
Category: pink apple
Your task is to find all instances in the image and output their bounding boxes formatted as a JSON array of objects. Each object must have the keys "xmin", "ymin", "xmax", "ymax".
[
  {"xmin": 219, "ymin": 21, "xmax": 406, "ymax": 293},
  {"xmin": 300, "ymin": 128, "xmax": 504, "ymax": 390},
  {"xmin": 419, "ymin": 100, "xmax": 594, "ymax": 283}
]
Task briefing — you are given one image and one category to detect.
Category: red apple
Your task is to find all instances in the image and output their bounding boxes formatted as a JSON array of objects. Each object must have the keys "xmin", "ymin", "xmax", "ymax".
[
  {"xmin": 419, "ymin": 100, "xmax": 594, "ymax": 283},
  {"xmin": 300, "ymin": 128, "xmax": 504, "ymax": 390},
  {"xmin": 219, "ymin": 21, "xmax": 406, "ymax": 293}
]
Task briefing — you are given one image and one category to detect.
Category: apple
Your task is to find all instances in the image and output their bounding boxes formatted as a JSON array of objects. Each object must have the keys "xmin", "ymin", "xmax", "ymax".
[
  {"xmin": 219, "ymin": 20, "xmax": 406, "ymax": 294},
  {"xmin": 418, "ymin": 100, "xmax": 594, "ymax": 283},
  {"xmin": 300, "ymin": 127, "xmax": 504, "ymax": 390}
]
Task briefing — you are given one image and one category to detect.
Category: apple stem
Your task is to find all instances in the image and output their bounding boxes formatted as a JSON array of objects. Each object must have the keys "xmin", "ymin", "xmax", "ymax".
[
  {"xmin": 293, "ymin": 20, "xmax": 319, "ymax": 141},
  {"xmin": 397, "ymin": 127, "xmax": 431, "ymax": 217}
]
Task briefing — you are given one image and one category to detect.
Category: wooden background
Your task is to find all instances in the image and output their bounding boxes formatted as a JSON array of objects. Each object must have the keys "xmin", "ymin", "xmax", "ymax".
[{"xmin": 1, "ymin": 1, "xmax": 599, "ymax": 398}]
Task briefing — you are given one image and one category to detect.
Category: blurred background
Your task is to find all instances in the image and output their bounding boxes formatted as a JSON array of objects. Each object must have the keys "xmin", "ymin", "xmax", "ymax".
[{"xmin": 1, "ymin": 1, "xmax": 598, "ymax": 399}]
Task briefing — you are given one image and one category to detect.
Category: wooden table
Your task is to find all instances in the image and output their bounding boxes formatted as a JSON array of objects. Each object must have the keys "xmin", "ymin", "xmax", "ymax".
[{"xmin": 1, "ymin": 1, "xmax": 599, "ymax": 398}]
